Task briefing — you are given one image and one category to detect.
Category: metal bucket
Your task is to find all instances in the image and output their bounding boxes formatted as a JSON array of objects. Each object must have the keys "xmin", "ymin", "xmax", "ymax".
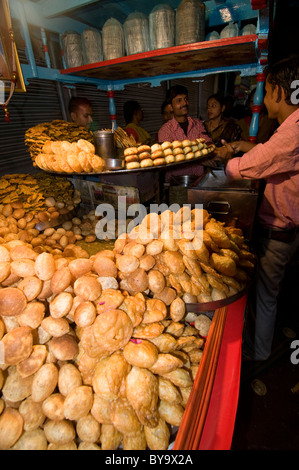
[
  {"xmin": 170, "ymin": 175, "xmax": 199, "ymax": 187},
  {"xmin": 94, "ymin": 130, "xmax": 117, "ymax": 159}
]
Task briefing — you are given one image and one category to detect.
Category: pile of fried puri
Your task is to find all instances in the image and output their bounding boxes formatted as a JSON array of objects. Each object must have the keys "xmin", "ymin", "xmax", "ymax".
[
  {"xmin": 35, "ymin": 140, "xmax": 105, "ymax": 174},
  {"xmin": 25, "ymin": 120, "xmax": 94, "ymax": 165},
  {"xmin": 0, "ymin": 208, "xmax": 255, "ymax": 450},
  {"xmin": 124, "ymin": 139, "xmax": 216, "ymax": 170}
]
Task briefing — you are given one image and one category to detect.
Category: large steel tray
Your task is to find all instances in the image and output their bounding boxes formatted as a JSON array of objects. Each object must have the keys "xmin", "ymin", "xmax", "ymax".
[
  {"xmin": 38, "ymin": 150, "xmax": 216, "ymax": 178},
  {"xmin": 185, "ymin": 284, "xmax": 249, "ymax": 313}
]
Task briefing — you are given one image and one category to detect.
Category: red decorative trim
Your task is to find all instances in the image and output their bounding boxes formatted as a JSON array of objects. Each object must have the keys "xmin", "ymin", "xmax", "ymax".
[
  {"xmin": 257, "ymin": 38, "xmax": 268, "ymax": 50},
  {"xmin": 107, "ymin": 90, "xmax": 115, "ymax": 98},
  {"xmin": 251, "ymin": 105, "xmax": 261, "ymax": 113},
  {"xmin": 251, "ymin": 0, "xmax": 267, "ymax": 10},
  {"xmin": 256, "ymin": 72, "xmax": 266, "ymax": 82},
  {"xmin": 260, "ymin": 57, "xmax": 268, "ymax": 66},
  {"xmin": 110, "ymin": 114, "xmax": 116, "ymax": 120},
  {"xmin": 43, "ymin": 45, "xmax": 49, "ymax": 53},
  {"xmin": 248, "ymin": 136, "xmax": 257, "ymax": 142},
  {"xmin": 2, "ymin": 105, "xmax": 10, "ymax": 123}
]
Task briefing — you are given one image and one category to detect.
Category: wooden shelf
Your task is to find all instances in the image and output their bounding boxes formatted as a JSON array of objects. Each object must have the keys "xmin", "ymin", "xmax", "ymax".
[{"xmin": 60, "ymin": 35, "xmax": 258, "ymax": 81}]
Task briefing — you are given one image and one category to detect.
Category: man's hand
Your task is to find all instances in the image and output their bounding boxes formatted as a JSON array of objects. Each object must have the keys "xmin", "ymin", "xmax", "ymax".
[
  {"xmin": 213, "ymin": 141, "xmax": 235, "ymax": 161},
  {"xmin": 223, "ymin": 139, "xmax": 256, "ymax": 154}
]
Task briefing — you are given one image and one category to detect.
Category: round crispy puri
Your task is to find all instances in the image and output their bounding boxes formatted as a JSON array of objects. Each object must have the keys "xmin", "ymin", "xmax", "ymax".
[
  {"xmin": 55, "ymin": 154, "xmax": 73, "ymax": 173},
  {"xmin": 67, "ymin": 154, "xmax": 84, "ymax": 173},
  {"xmin": 93, "ymin": 309, "xmax": 133, "ymax": 353},
  {"xmin": 78, "ymin": 151, "xmax": 92, "ymax": 172},
  {"xmin": 90, "ymin": 155, "xmax": 104, "ymax": 172},
  {"xmin": 77, "ymin": 139, "xmax": 95, "ymax": 154}
]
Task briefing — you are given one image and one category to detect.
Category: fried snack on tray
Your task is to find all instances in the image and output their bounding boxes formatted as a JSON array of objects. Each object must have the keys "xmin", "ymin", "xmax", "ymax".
[
  {"xmin": 0, "ymin": 204, "xmax": 255, "ymax": 451},
  {"xmin": 123, "ymin": 139, "xmax": 216, "ymax": 170},
  {"xmin": 116, "ymin": 210, "xmax": 255, "ymax": 303},
  {"xmin": 0, "ymin": 173, "xmax": 75, "ymax": 213},
  {"xmin": 35, "ymin": 139, "xmax": 104, "ymax": 174},
  {"xmin": 25, "ymin": 120, "xmax": 94, "ymax": 165}
]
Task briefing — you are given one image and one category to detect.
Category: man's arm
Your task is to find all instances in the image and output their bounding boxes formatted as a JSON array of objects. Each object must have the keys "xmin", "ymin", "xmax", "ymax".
[
  {"xmin": 229, "ymin": 140, "xmax": 256, "ymax": 154},
  {"xmin": 224, "ymin": 128, "xmax": 299, "ymax": 181},
  {"xmin": 214, "ymin": 139, "xmax": 256, "ymax": 160}
]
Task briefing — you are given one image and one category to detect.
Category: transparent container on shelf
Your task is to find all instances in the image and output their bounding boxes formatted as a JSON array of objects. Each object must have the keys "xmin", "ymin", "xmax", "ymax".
[
  {"xmin": 124, "ymin": 12, "xmax": 150, "ymax": 55},
  {"xmin": 149, "ymin": 4, "xmax": 175, "ymax": 50},
  {"xmin": 102, "ymin": 18, "xmax": 125, "ymax": 60},
  {"xmin": 81, "ymin": 28, "xmax": 103, "ymax": 65},
  {"xmin": 241, "ymin": 24, "xmax": 257, "ymax": 36},
  {"xmin": 61, "ymin": 31, "xmax": 83, "ymax": 68},
  {"xmin": 220, "ymin": 22, "xmax": 240, "ymax": 39},
  {"xmin": 176, "ymin": 0, "xmax": 206, "ymax": 46}
]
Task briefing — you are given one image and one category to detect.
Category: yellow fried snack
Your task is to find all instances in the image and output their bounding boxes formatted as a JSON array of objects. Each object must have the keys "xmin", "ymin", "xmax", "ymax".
[
  {"xmin": 132, "ymin": 322, "xmax": 165, "ymax": 339},
  {"xmin": 126, "ymin": 366, "xmax": 159, "ymax": 428},
  {"xmin": 205, "ymin": 220, "xmax": 231, "ymax": 248},
  {"xmin": 77, "ymin": 139, "xmax": 95, "ymax": 154},
  {"xmin": 149, "ymin": 353, "xmax": 184, "ymax": 375},
  {"xmin": 210, "ymin": 252, "xmax": 237, "ymax": 277},
  {"xmin": 163, "ymin": 250, "xmax": 185, "ymax": 274},
  {"xmin": 78, "ymin": 151, "xmax": 93, "ymax": 173},
  {"xmin": 67, "ymin": 153, "xmax": 84, "ymax": 173},
  {"xmin": 158, "ymin": 400, "xmax": 184, "ymax": 427},
  {"xmin": 142, "ymin": 299, "xmax": 168, "ymax": 324},
  {"xmin": 100, "ymin": 424, "xmax": 122, "ymax": 450},
  {"xmin": 110, "ymin": 398, "xmax": 143, "ymax": 437},
  {"xmin": 144, "ymin": 418, "xmax": 170, "ymax": 450},
  {"xmin": 158, "ymin": 376, "xmax": 182, "ymax": 404},
  {"xmin": 122, "ymin": 429, "xmax": 147, "ymax": 450},
  {"xmin": 119, "ymin": 293, "xmax": 146, "ymax": 328},
  {"xmin": 149, "ymin": 333, "xmax": 177, "ymax": 353},
  {"xmin": 123, "ymin": 339, "xmax": 159, "ymax": 368},
  {"xmin": 92, "ymin": 351, "xmax": 131, "ymax": 400},
  {"xmin": 93, "ymin": 309, "xmax": 133, "ymax": 354}
]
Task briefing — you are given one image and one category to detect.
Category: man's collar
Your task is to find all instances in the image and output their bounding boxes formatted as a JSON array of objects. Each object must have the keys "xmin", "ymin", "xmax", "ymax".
[{"xmin": 172, "ymin": 116, "xmax": 191, "ymax": 126}]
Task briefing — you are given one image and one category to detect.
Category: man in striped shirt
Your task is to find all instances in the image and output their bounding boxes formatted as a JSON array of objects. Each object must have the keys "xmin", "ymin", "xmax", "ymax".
[
  {"xmin": 158, "ymin": 85, "xmax": 212, "ymax": 181},
  {"xmin": 219, "ymin": 56, "xmax": 299, "ymax": 361},
  {"xmin": 158, "ymin": 85, "xmax": 211, "ymax": 143}
]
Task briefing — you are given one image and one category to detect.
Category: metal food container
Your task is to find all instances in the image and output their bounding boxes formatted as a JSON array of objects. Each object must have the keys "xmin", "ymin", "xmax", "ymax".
[
  {"xmin": 188, "ymin": 167, "xmax": 260, "ymax": 240},
  {"xmin": 94, "ymin": 130, "xmax": 119, "ymax": 169}
]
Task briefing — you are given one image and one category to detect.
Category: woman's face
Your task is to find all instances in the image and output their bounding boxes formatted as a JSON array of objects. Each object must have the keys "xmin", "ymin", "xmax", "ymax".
[
  {"xmin": 136, "ymin": 107, "xmax": 144, "ymax": 122},
  {"xmin": 207, "ymin": 98, "xmax": 224, "ymax": 120}
]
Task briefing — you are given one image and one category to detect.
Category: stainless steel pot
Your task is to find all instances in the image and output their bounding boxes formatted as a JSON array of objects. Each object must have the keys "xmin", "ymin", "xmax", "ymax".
[
  {"xmin": 169, "ymin": 175, "xmax": 200, "ymax": 187},
  {"xmin": 94, "ymin": 130, "xmax": 117, "ymax": 159}
]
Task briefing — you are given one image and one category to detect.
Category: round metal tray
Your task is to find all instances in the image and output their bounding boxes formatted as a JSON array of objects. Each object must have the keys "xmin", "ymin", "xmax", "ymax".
[
  {"xmin": 39, "ymin": 150, "xmax": 215, "ymax": 177},
  {"xmin": 185, "ymin": 284, "xmax": 249, "ymax": 313}
]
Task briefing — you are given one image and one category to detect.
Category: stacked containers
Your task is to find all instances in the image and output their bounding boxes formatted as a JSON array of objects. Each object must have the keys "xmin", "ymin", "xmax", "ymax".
[
  {"xmin": 124, "ymin": 12, "xmax": 150, "ymax": 55},
  {"xmin": 176, "ymin": 0, "xmax": 206, "ymax": 45},
  {"xmin": 81, "ymin": 28, "xmax": 103, "ymax": 65},
  {"xmin": 220, "ymin": 22, "xmax": 240, "ymax": 39},
  {"xmin": 61, "ymin": 31, "xmax": 83, "ymax": 68},
  {"xmin": 149, "ymin": 4, "xmax": 175, "ymax": 50},
  {"xmin": 102, "ymin": 18, "xmax": 125, "ymax": 60}
]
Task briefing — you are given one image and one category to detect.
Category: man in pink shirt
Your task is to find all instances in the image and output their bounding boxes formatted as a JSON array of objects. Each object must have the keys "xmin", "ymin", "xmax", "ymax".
[
  {"xmin": 158, "ymin": 85, "xmax": 211, "ymax": 143},
  {"xmin": 158, "ymin": 85, "xmax": 213, "ymax": 181},
  {"xmin": 219, "ymin": 56, "xmax": 299, "ymax": 361}
]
